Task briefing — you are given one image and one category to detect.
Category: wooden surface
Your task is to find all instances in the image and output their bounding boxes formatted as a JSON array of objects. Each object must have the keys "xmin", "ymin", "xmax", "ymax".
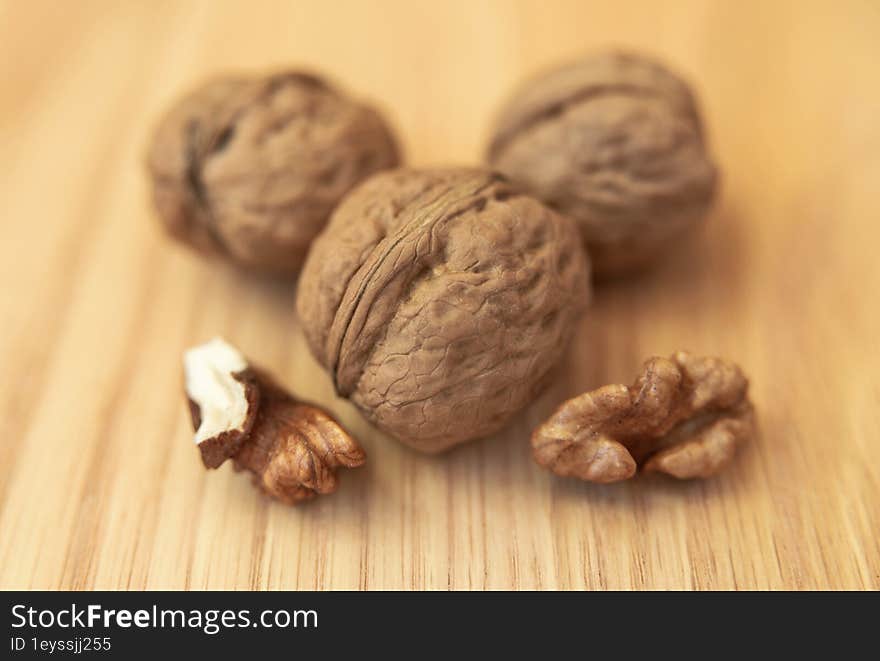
[{"xmin": 1, "ymin": 0, "xmax": 878, "ymax": 590}]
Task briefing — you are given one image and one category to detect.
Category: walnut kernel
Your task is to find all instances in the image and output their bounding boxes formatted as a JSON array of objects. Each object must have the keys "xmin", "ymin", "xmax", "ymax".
[
  {"xmin": 184, "ymin": 338, "xmax": 365, "ymax": 504},
  {"xmin": 531, "ymin": 351, "xmax": 754, "ymax": 482}
]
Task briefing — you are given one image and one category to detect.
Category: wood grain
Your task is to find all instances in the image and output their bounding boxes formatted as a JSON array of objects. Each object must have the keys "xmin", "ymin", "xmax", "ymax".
[{"xmin": 1, "ymin": 0, "xmax": 878, "ymax": 590}]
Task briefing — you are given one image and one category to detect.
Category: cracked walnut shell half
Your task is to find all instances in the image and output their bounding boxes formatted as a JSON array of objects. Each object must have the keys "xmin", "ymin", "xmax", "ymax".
[
  {"xmin": 296, "ymin": 168, "xmax": 590, "ymax": 453},
  {"xmin": 487, "ymin": 51, "xmax": 718, "ymax": 278},
  {"xmin": 148, "ymin": 71, "xmax": 400, "ymax": 274},
  {"xmin": 531, "ymin": 351, "xmax": 754, "ymax": 482},
  {"xmin": 184, "ymin": 337, "xmax": 365, "ymax": 504}
]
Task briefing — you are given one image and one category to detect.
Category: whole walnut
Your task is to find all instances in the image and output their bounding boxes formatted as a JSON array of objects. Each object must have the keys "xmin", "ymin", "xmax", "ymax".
[
  {"xmin": 147, "ymin": 71, "xmax": 400, "ymax": 274},
  {"xmin": 296, "ymin": 168, "xmax": 590, "ymax": 453},
  {"xmin": 486, "ymin": 51, "xmax": 718, "ymax": 278}
]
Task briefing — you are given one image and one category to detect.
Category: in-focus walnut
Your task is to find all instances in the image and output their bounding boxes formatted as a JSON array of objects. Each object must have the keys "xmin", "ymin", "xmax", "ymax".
[
  {"xmin": 147, "ymin": 71, "xmax": 400, "ymax": 274},
  {"xmin": 531, "ymin": 351, "xmax": 754, "ymax": 482},
  {"xmin": 296, "ymin": 168, "xmax": 590, "ymax": 453},
  {"xmin": 184, "ymin": 337, "xmax": 365, "ymax": 504},
  {"xmin": 487, "ymin": 51, "xmax": 718, "ymax": 278}
]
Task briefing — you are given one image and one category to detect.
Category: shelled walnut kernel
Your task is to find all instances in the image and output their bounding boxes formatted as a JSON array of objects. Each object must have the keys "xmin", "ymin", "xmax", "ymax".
[
  {"xmin": 184, "ymin": 338, "xmax": 365, "ymax": 504},
  {"xmin": 531, "ymin": 351, "xmax": 754, "ymax": 482}
]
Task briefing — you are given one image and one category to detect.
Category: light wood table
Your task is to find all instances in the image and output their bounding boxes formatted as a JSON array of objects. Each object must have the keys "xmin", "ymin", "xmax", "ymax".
[{"xmin": 1, "ymin": 0, "xmax": 877, "ymax": 590}]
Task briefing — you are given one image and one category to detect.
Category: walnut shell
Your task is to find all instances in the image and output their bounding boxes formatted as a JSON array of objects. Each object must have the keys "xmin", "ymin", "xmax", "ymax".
[
  {"xmin": 296, "ymin": 168, "xmax": 590, "ymax": 453},
  {"xmin": 487, "ymin": 51, "xmax": 718, "ymax": 278},
  {"xmin": 147, "ymin": 71, "xmax": 400, "ymax": 274}
]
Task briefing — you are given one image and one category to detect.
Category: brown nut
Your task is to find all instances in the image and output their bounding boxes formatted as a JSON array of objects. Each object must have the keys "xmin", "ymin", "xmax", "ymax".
[
  {"xmin": 184, "ymin": 338, "xmax": 365, "ymax": 504},
  {"xmin": 531, "ymin": 351, "xmax": 754, "ymax": 482},
  {"xmin": 147, "ymin": 71, "xmax": 400, "ymax": 274},
  {"xmin": 487, "ymin": 51, "xmax": 718, "ymax": 278},
  {"xmin": 296, "ymin": 167, "xmax": 590, "ymax": 453}
]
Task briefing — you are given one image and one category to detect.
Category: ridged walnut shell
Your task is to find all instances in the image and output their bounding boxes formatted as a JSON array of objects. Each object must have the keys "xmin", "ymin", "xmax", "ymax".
[
  {"xmin": 147, "ymin": 71, "xmax": 400, "ymax": 274},
  {"xmin": 296, "ymin": 168, "xmax": 590, "ymax": 453},
  {"xmin": 487, "ymin": 51, "xmax": 718, "ymax": 278}
]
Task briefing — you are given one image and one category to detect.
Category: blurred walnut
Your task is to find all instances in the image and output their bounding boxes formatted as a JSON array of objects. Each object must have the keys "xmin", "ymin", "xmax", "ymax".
[
  {"xmin": 487, "ymin": 51, "xmax": 718, "ymax": 278},
  {"xmin": 147, "ymin": 71, "xmax": 400, "ymax": 274},
  {"xmin": 531, "ymin": 351, "xmax": 754, "ymax": 482},
  {"xmin": 184, "ymin": 338, "xmax": 365, "ymax": 504},
  {"xmin": 296, "ymin": 168, "xmax": 590, "ymax": 453}
]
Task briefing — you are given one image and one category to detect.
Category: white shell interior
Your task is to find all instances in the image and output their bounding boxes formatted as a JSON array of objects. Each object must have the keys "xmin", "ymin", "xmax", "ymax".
[{"xmin": 183, "ymin": 337, "xmax": 250, "ymax": 445}]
